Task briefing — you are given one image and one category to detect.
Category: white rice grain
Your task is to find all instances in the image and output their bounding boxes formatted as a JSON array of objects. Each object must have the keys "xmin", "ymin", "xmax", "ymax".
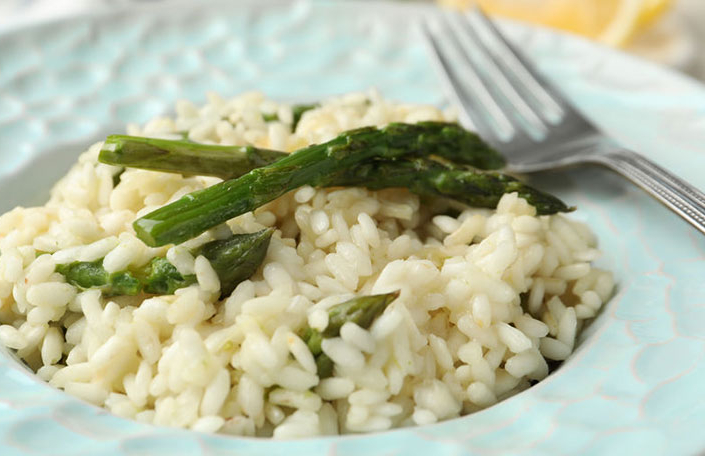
[
  {"xmin": 191, "ymin": 416, "xmax": 225, "ymax": 433},
  {"xmin": 340, "ymin": 322, "xmax": 376, "ymax": 354},
  {"xmin": 554, "ymin": 263, "xmax": 591, "ymax": 281},
  {"xmin": 0, "ymin": 324, "xmax": 27, "ymax": 349},
  {"xmin": 24, "ymin": 254, "xmax": 56, "ymax": 285},
  {"xmin": 496, "ymin": 323, "xmax": 532, "ymax": 354},
  {"xmin": 40, "ymin": 327, "xmax": 63, "ymax": 366},
  {"xmin": 321, "ymin": 338, "xmax": 365, "ymax": 371},
  {"xmin": 268, "ymin": 388, "xmax": 322, "ymax": 411},
  {"xmin": 467, "ymin": 381, "xmax": 497, "ymax": 407},
  {"xmin": 195, "ymin": 255, "xmax": 220, "ymax": 293},
  {"xmin": 265, "ymin": 403, "xmax": 286, "ymax": 426},
  {"xmin": 64, "ymin": 382, "xmax": 108, "ymax": 406},
  {"xmin": 237, "ymin": 374, "xmax": 265, "ymax": 419},
  {"xmin": 428, "ymin": 334, "xmax": 454, "ymax": 371},
  {"xmin": 316, "ymin": 377, "xmax": 356, "ymax": 400},
  {"xmin": 540, "ymin": 337, "xmax": 572, "ymax": 361},
  {"xmin": 285, "ymin": 331, "xmax": 317, "ymax": 374},
  {"xmin": 349, "ymin": 389, "xmax": 390, "ymax": 406},
  {"xmin": 505, "ymin": 351, "xmax": 540, "ymax": 378},
  {"xmin": 370, "ymin": 308, "xmax": 402, "ymax": 340},
  {"xmin": 413, "ymin": 380, "xmax": 461, "ymax": 420},
  {"xmin": 200, "ymin": 368, "xmax": 231, "ymax": 416},
  {"xmin": 557, "ymin": 307, "xmax": 578, "ymax": 348},
  {"xmin": 26, "ymin": 282, "xmax": 76, "ymax": 308},
  {"xmin": 167, "ymin": 246, "xmax": 196, "ymax": 275},
  {"xmin": 274, "ymin": 365, "xmax": 319, "ymax": 392},
  {"xmin": 412, "ymin": 408, "xmax": 438, "ymax": 425}
]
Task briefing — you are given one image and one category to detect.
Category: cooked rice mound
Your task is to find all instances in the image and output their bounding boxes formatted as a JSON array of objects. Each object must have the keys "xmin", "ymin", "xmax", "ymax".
[{"xmin": 0, "ymin": 91, "xmax": 613, "ymax": 437}]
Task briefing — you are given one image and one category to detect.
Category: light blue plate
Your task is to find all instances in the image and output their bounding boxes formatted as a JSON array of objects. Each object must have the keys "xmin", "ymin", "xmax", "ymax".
[{"xmin": 1, "ymin": 1, "xmax": 704, "ymax": 454}]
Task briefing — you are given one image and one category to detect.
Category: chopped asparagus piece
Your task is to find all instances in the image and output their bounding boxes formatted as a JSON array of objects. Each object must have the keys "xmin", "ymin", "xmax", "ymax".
[
  {"xmin": 194, "ymin": 228, "xmax": 273, "ymax": 298},
  {"xmin": 302, "ymin": 291, "xmax": 399, "ymax": 378},
  {"xmin": 56, "ymin": 259, "xmax": 144, "ymax": 296},
  {"xmin": 291, "ymin": 103, "xmax": 317, "ymax": 130},
  {"xmin": 261, "ymin": 103, "xmax": 317, "ymax": 130},
  {"xmin": 112, "ymin": 168, "xmax": 125, "ymax": 187},
  {"xmin": 55, "ymin": 229, "xmax": 273, "ymax": 297},
  {"xmin": 322, "ymin": 291, "xmax": 400, "ymax": 337},
  {"xmin": 140, "ymin": 257, "xmax": 196, "ymax": 295}
]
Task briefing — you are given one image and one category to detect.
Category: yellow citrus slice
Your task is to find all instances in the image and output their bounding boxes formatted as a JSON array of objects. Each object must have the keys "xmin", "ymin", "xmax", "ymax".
[
  {"xmin": 637, "ymin": 0, "xmax": 673, "ymax": 29},
  {"xmin": 437, "ymin": 0, "xmax": 672, "ymax": 47}
]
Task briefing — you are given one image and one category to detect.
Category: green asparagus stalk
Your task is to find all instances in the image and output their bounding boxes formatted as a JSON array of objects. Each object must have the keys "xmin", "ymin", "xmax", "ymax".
[
  {"xmin": 335, "ymin": 158, "xmax": 572, "ymax": 215},
  {"xmin": 302, "ymin": 291, "xmax": 400, "ymax": 378},
  {"xmin": 56, "ymin": 229, "xmax": 273, "ymax": 297},
  {"xmin": 99, "ymin": 121, "xmax": 503, "ymax": 180},
  {"xmin": 102, "ymin": 131, "xmax": 568, "ymax": 221},
  {"xmin": 100, "ymin": 135, "xmax": 286, "ymax": 180},
  {"xmin": 132, "ymin": 122, "xmax": 506, "ymax": 247},
  {"xmin": 102, "ymin": 142, "xmax": 568, "ymax": 215}
]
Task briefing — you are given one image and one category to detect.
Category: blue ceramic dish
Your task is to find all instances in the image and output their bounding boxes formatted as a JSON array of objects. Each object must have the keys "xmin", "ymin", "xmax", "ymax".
[{"xmin": 0, "ymin": 1, "xmax": 704, "ymax": 454}]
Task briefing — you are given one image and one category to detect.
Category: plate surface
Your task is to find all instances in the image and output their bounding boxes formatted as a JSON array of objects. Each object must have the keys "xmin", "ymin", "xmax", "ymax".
[{"xmin": 1, "ymin": 1, "xmax": 704, "ymax": 454}]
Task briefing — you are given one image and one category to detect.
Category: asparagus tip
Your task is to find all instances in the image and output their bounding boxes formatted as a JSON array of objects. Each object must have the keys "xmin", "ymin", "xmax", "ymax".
[{"xmin": 99, "ymin": 135, "xmax": 125, "ymax": 164}]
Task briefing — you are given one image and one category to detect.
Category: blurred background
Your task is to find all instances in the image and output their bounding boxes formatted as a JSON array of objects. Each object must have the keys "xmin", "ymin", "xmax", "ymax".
[
  {"xmin": 440, "ymin": 0, "xmax": 704, "ymax": 78},
  {"xmin": 1, "ymin": 0, "xmax": 704, "ymax": 80}
]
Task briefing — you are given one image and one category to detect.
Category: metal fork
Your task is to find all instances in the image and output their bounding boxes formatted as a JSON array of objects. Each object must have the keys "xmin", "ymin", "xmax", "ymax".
[{"xmin": 421, "ymin": 9, "xmax": 705, "ymax": 234}]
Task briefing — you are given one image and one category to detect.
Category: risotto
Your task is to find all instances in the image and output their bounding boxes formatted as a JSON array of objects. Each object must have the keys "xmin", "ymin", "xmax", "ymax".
[{"xmin": 0, "ymin": 90, "xmax": 613, "ymax": 437}]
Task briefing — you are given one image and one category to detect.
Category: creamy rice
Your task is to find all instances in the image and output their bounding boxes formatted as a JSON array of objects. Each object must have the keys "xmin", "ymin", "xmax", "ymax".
[{"xmin": 0, "ymin": 90, "xmax": 613, "ymax": 437}]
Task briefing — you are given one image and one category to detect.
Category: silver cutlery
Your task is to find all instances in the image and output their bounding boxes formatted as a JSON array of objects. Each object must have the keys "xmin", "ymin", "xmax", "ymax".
[{"xmin": 421, "ymin": 8, "xmax": 705, "ymax": 234}]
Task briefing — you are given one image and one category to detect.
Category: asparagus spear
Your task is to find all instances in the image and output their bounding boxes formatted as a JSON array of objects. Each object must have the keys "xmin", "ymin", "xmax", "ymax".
[
  {"xmin": 105, "ymin": 143, "xmax": 566, "ymax": 216},
  {"xmin": 56, "ymin": 229, "xmax": 273, "ymax": 297},
  {"xmin": 99, "ymin": 121, "xmax": 503, "ymax": 179},
  {"xmin": 102, "ymin": 131, "xmax": 568, "ymax": 221},
  {"xmin": 302, "ymin": 291, "xmax": 400, "ymax": 378},
  {"xmin": 335, "ymin": 158, "xmax": 572, "ymax": 215},
  {"xmin": 132, "ymin": 122, "xmax": 507, "ymax": 247},
  {"xmin": 100, "ymin": 135, "xmax": 286, "ymax": 180}
]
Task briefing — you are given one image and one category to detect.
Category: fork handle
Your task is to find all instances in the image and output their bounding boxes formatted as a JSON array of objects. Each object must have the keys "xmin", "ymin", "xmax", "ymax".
[{"xmin": 591, "ymin": 149, "xmax": 705, "ymax": 234}]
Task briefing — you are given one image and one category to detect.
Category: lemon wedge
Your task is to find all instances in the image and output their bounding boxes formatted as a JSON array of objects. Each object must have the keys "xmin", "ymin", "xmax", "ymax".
[
  {"xmin": 438, "ymin": 0, "xmax": 672, "ymax": 47},
  {"xmin": 637, "ymin": 0, "xmax": 673, "ymax": 29}
]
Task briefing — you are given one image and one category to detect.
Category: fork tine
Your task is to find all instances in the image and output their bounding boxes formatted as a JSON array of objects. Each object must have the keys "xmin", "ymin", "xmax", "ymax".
[
  {"xmin": 421, "ymin": 19, "xmax": 514, "ymax": 144},
  {"xmin": 420, "ymin": 21, "xmax": 479, "ymax": 131},
  {"xmin": 444, "ymin": 10, "xmax": 548, "ymax": 139},
  {"xmin": 469, "ymin": 8, "xmax": 566, "ymax": 123}
]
